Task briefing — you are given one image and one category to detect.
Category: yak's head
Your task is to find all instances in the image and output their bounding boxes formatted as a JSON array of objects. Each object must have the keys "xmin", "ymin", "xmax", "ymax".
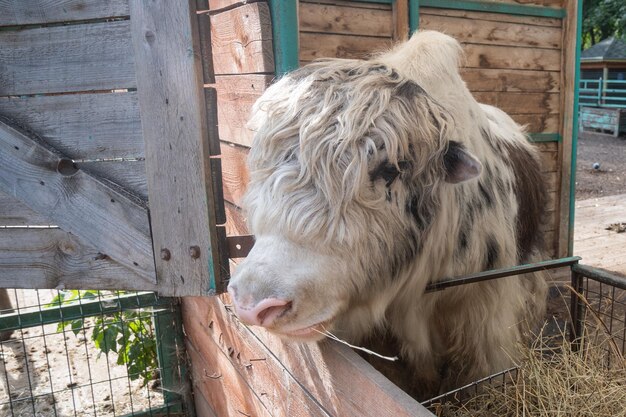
[{"xmin": 228, "ymin": 36, "xmax": 482, "ymax": 341}]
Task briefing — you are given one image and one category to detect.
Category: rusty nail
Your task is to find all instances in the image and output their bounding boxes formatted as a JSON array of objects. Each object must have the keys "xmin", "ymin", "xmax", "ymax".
[
  {"xmin": 160, "ymin": 249, "xmax": 171, "ymax": 261},
  {"xmin": 189, "ymin": 246, "xmax": 201, "ymax": 259}
]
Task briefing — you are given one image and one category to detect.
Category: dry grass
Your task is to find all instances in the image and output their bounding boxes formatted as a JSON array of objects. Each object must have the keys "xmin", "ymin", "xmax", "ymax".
[{"xmin": 430, "ymin": 314, "xmax": 626, "ymax": 416}]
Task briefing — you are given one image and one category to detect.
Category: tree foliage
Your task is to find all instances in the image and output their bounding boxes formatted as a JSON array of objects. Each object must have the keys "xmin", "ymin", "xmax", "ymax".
[{"xmin": 582, "ymin": 0, "xmax": 626, "ymax": 49}]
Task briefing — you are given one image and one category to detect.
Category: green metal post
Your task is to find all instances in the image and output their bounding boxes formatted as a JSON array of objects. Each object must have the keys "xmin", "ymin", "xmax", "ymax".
[
  {"xmin": 269, "ymin": 0, "xmax": 299, "ymax": 76},
  {"xmin": 409, "ymin": 0, "xmax": 419, "ymax": 34},
  {"xmin": 154, "ymin": 301, "xmax": 195, "ymax": 416},
  {"xmin": 568, "ymin": 0, "xmax": 583, "ymax": 256}
]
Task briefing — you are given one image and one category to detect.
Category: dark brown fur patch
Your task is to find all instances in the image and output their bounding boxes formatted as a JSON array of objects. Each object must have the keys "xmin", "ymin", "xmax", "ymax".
[{"xmin": 502, "ymin": 142, "xmax": 548, "ymax": 262}]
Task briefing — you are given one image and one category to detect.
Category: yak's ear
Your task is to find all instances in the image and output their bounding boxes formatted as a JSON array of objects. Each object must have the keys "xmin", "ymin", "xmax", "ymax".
[{"xmin": 443, "ymin": 141, "xmax": 482, "ymax": 184}]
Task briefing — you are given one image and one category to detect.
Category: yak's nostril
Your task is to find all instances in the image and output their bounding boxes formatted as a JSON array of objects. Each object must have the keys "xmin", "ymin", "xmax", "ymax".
[{"xmin": 236, "ymin": 298, "xmax": 291, "ymax": 327}]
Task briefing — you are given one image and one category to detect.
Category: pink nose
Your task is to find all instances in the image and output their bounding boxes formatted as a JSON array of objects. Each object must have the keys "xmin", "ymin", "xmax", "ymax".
[{"xmin": 234, "ymin": 298, "xmax": 291, "ymax": 327}]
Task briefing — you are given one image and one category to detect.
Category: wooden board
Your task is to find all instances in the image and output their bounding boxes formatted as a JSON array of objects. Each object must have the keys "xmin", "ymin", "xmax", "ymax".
[
  {"xmin": 0, "ymin": 92, "xmax": 143, "ymax": 160},
  {"xmin": 225, "ymin": 202, "xmax": 249, "ymax": 236},
  {"xmin": 0, "ymin": 0, "xmax": 129, "ymax": 26},
  {"xmin": 472, "ymin": 92, "xmax": 560, "ymax": 115},
  {"xmin": 130, "ymin": 0, "xmax": 223, "ymax": 295},
  {"xmin": 0, "ymin": 118, "xmax": 155, "ymax": 283},
  {"xmin": 215, "ymin": 74, "xmax": 273, "ymax": 147},
  {"xmin": 420, "ymin": 13, "xmax": 561, "ymax": 49},
  {"xmin": 418, "ymin": 6, "xmax": 562, "ymax": 27},
  {"xmin": 300, "ymin": 33, "xmax": 392, "ymax": 61},
  {"xmin": 0, "ymin": 19, "xmax": 136, "ymax": 96},
  {"xmin": 77, "ymin": 160, "xmax": 148, "ymax": 201},
  {"xmin": 0, "ymin": 190, "xmax": 53, "ymax": 226},
  {"xmin": 462, "ymin": 44, "xmax": 561, "ymax": 71},
  {"xmin": 509, "ymin": 113, "xmax": 560, "ymax": 133},
  {"xmin": 181, "ymin": 296, "xmax": 434, "ymax": 416},
  {"xmin": 462, "ymin": 68, "xmax": 559, "ymax": 93},
  {"xmin": 535, "ymin": 142, "xmax": 559, "ymax": 173},
  {"xmin": 221, "ymin": 142, "xmax": 249, "ymax": 207},
  {"xmin": 0, "ymin": 228, "xmax": 157, "ymax": 291},
  {"xmin": 185, "ymin": 341, "xmax": 274, "ymax": 417},
  {"xmin": 210, "ymin": 2, "xmax": 274, "ymax": 75},
  {"xmin": 300, "ymin": 2, "xmax": 393, "ymax": 37}
]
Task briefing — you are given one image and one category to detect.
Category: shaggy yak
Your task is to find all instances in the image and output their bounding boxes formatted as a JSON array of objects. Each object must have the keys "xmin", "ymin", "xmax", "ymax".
[{"xmin": 227, "ymin": 31, "xmax": 548, "ymax": 396}]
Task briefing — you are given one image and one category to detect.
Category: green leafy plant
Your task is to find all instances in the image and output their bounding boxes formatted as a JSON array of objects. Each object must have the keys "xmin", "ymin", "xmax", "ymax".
[{"xmin": 48, "ymin": 290, "xmax": 158, "ymax": 386}]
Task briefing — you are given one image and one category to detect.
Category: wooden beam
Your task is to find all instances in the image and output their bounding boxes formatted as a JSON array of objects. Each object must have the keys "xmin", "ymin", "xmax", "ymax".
[
  {"xmin": 0, "ymin": 117, "xmax": 156, "ymax": 283},
  {"xmin": 392, "ymin": 0, "xmax": 409, "ymax": 41},
  {"xmin": 130, "ymin": 0, "xmax": 225, "ymax": 295},
  {"xmin": 0, "ymin": 20, "xmax": 136, "ymax": 96}
]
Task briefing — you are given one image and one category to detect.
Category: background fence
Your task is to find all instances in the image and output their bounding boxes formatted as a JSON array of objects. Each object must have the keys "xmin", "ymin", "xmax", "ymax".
[{"xmin": 579, "ymin": 78, "xmax": 626, "ymax": 109}]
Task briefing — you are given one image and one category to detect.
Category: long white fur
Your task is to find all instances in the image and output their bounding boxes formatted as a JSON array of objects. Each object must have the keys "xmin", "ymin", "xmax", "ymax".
[{"xmin": 229, "ymin": 31, "xmax": 547, "ymax": 394}]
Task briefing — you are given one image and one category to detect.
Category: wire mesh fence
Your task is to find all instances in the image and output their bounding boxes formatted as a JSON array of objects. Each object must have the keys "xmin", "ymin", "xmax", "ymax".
[
  {"xmin": 421, "ymin": 265, "xmax": 626, "ymax": 415},
  {"xmin": 0, "ymin": 289, "xmax": 193, "ymax": 417}
]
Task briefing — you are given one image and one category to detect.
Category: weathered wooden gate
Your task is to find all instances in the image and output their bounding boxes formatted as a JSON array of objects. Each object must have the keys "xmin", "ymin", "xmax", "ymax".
[{"xmin": 0, "ymin": 0, "xmax": 228, "ymax": 296}]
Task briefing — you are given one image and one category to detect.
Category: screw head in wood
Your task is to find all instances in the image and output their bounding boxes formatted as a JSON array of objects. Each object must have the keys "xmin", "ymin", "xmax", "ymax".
[
  {"xmin": 189, "ymin": 246, "xmax": 201, "ymax": 259},
  {"xmin": 160, "ymin": 248, "xmax": 171, "ymax": 261}
]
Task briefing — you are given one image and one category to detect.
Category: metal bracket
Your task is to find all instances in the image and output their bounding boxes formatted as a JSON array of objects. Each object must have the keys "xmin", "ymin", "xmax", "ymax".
[{"xmin": 226, "ymin": 235, "xmax": 255, "ymax": 259}]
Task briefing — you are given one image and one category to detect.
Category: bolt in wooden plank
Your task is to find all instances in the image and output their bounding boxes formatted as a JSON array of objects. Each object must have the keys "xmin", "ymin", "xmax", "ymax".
[{"xmin": 130, "ymin": 0, "xmax": 223, "ymax": 295}]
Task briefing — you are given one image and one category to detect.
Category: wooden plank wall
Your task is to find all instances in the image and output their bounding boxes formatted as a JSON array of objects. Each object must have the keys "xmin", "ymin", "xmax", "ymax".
[
  {"xmin": 207, "ymin": 0, "xmax": 275, "ymax": 239},
  {"xmin": 418, "ymin": 6, "xmax": 563, "ymax": 258},
  {"xmin": 0, "ymin": 0, "xmax": 151, "ymax": 287}
]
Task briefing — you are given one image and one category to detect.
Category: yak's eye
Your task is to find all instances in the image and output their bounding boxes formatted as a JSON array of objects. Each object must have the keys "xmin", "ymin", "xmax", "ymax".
[{"xmin": 371, "ymin": 162, "xmax": 400, "ymax": 187}]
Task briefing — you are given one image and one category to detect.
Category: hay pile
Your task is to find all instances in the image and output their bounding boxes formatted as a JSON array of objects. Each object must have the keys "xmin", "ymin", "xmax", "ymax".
[{"xmin": 431, "ymin": 319, "xmax": 626, "ymax": 416}]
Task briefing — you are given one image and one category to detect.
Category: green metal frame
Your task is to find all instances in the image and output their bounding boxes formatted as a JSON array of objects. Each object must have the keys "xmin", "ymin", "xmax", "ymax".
[
  {"xmin": 269, "ymin": 1, "xmax": 299, "ymax": 76},
  {"xmin": 528, "ymin": 133, "xmax": 562, "ymax": 143},
  {"xmin": 0, "ymin": 292, "xmax": 169, "ymax": 333},
  {"xmin": 409, "ymin": 0, "xmax": 419, "ymax": 34},
  {"xmin": 568, "ymin": 0, "xmax": 583, "ymax": 256}
]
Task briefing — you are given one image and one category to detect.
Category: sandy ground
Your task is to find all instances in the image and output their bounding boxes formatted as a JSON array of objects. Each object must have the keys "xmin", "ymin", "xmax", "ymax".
[
  {"xmin": 575, "ymin": 132, "xmax": 626, "ymax": 200},
  {"xmin": 0, "ymin": 290, "xmax": 164, "ymax": 417}
]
